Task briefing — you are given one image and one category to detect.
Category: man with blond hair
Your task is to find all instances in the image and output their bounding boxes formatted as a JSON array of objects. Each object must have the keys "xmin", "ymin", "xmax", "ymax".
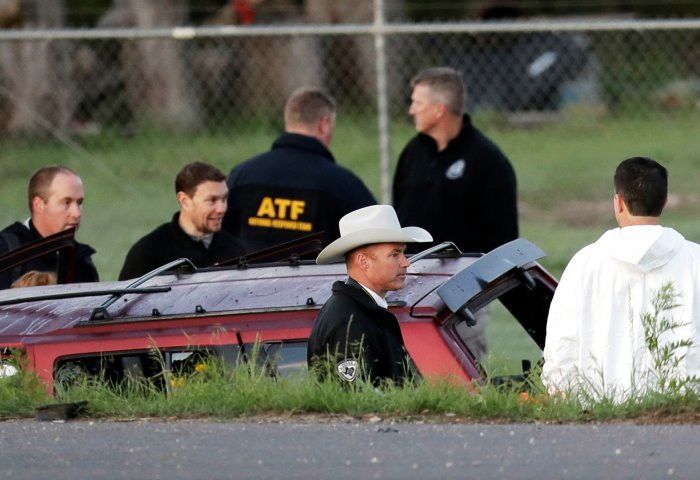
[
  {"xmin": 0, "ymin": 165, "xmax": 98, "ymax": 289},
  {"xmin": 223, "ymin": 87, "xmax": 375, "ymax": 253}
]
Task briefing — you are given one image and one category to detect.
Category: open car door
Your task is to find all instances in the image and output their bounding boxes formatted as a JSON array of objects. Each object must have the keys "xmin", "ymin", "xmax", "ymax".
[{"xmin": 437, "ymin": 238, "xmax": 556, "ymax": 349}]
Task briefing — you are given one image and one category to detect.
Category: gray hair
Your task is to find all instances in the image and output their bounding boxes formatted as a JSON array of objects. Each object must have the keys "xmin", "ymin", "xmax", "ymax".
[{"xmin": 411, "ymin": 67, "xmax": 466, "ymax": 117}]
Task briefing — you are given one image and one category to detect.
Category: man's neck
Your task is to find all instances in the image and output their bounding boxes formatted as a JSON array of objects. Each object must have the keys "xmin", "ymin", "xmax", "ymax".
[
  {"xmin": 352, "ymin": 278, "xmax": 388, "ymax": 309},
  {"xmin": 178, "ymin": 215, "xmax": 204, "ymax": 239},
  {"xmin": 619, "ymin": 217, "xmax": 661, "ymax": 227},
  {"xmin": 430, "ymin": 115, "xmax": 462, "ymax": 152},
  {"xmin": 285, "ymin": 126, "xmax": 329, "ymax": 148},
  {"xmin": 30, "ymin": 218, "xmax": 49, "ymax": 238}
]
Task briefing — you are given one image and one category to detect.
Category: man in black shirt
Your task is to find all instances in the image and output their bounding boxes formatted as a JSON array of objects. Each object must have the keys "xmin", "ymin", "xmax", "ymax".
[
  {"xmin": 0, "ymin": 165, "xmax": 98, "ymax": 289},
  {"xmin": 119, "ymin": 162, "xmax": 244, "ymax": 280},
  {"xmin": 307, "ymin": 205, "xmax": 432, "ymax": 386},
  {"xmin": 393, "ymin": 66, "xmax": 518, "ymax": 255},
  {"xmin": 393, "ymin": 67, "xmax": 519, "ymax": 359},
  {"xmin": 223, "ymin": 87, "xmax": 376, "ymax": 253}
]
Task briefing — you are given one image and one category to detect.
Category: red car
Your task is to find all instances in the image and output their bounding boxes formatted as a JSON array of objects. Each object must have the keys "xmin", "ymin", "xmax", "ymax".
[{"xmin": 0, "ymin": 231, "xmax": 556, "ymax": 393}]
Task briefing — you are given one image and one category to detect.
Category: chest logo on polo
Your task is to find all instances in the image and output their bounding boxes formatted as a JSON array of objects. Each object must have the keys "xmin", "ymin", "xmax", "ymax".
[
  {"xmin": 445, "ymin": 159, "xmax": 466, "ymax": 180},
  {"xmin": 248, "ymin": 196, "xmax": 312, "ymax": 232},
  {"xmin": 336, "ymin": 359, "xmax": 358, "ymax": 382}
]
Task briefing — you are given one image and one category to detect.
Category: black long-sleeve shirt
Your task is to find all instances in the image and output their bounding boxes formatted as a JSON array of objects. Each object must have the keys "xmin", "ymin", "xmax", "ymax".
[
  {"xmin": 393, "ymin": 114, "xmax": 518, "ymax": 255},
  {"xmin": 223, "ymin": 133, "xmax": 376, "ymax": 253}
]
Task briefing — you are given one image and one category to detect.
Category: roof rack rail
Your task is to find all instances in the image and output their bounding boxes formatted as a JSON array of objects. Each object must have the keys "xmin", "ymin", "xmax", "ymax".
[
  {"xmin": 408, "ymin": 241, "xmax": 462, "ymax": 264},
  {"xmin": 217, "ymin": 232, "xmax": 324, "ymax": 269},
  {"xmin": 0, "ymin": 286, "xmax": 171, "ymax": 308},
  {"xmin": 89, "ymin": 258, "xmax": 196, "ymax": 321}
]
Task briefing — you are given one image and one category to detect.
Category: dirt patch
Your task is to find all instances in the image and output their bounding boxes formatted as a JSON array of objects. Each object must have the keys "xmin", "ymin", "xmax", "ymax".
[
  {"xmin": 520, "ymin": 199, "xmax": 611, "ymax": 227},
  {"xmin": 102, "ymin": 411, "xmax": 700, "ymax": 425},
  {"xmin": 520, "ymin": 193, "xmax": 698, "ymax": 227}
]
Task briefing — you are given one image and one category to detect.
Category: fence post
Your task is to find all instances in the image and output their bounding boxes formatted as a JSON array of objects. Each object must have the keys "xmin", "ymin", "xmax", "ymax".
[{"xmin": 373, "ymin": 0, "xmax": 392, "ymax": 204}]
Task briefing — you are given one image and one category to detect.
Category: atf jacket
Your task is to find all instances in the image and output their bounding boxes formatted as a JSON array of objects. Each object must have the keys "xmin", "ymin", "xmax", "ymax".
[
  {"xmin": 118, "ymin": 213, "xmax": 245, "ymax": 280},
  {"xmin": 222, "ymin": 133, "xmax": 376, "ymax": 253},
  {"xmin": 393, "ymin": 114, "xmax": 518, "ymax": 254},
  {"xmin": 0, "ymin": 220, "xmax": 98, "ymax": 289},
  {"xmin": 542, "ymin": 226, "xmax": 700, "ymax": 401},
  {"xmin": 307, "ymin": 279, "xmax": 411, "ymax": 386}
]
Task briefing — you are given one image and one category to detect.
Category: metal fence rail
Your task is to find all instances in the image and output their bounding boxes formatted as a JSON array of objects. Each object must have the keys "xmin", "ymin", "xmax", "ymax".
[{"xmin": 2, "ymin": 18, "xmax": 700, "ymax": 201}]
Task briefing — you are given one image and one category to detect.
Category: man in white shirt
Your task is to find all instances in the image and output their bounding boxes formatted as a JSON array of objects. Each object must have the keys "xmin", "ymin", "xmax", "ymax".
[{"xmin": 542, "ymin": 157, "xmax": 700, "ymax": 402}]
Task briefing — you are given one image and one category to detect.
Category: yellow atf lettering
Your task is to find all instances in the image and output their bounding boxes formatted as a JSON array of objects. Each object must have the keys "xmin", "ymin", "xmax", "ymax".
[
  {"xmin": 252, "ymin": 197, "xmax": 308, "ymax": 227},
  {"xmin": 248, "ymin": 216, "xmax": 312, "ymax": 232},
  {"xmin": 256, "ymin": 197, "xmax": 306, "ymax": 220},
  {"xmin": 290, "ymin": 200, "xmax": 305, "ymax": 220},
  {"xmin": 256, "ymin": 197, "xmax": 276, "ymax": 218},
  {"xmin": 274, "ymin": 198, "xmax": 292, "ymax": 218}
]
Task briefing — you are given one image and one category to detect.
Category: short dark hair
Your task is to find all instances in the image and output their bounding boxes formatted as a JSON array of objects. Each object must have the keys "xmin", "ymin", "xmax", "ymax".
[
  {"xmin": 614, "ymin": 156, "xmax": 668, "ymax": 216},
  {"xmin": 410, "ymin": 66, "xmax": 466, "ymax": 117},
  {"xmin": 28, "ymin": 165, "xmax": 78, "ymax": 212},
  {"xmin": 175, "ymin": 162, "xmax": 225, "ymax": 197},
  {"xmin": 284, "ymin": 88, "xmax": 336, "ymax": 128}
]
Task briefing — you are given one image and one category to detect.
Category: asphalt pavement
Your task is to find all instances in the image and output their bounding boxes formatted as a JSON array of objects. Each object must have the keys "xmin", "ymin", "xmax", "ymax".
[{"xmin": 0, "ymin": 419, "xmax": 696, "ymax": 479}]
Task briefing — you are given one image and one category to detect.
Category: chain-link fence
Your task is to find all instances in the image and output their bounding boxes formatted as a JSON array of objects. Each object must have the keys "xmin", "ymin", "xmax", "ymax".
[
  {"xmin": 0, "ymin": 16, "xmax": 700, "ymax": 279},
  {"xmin": 3, "ymin": 19, "xmax": 700, "ymax": 193}
]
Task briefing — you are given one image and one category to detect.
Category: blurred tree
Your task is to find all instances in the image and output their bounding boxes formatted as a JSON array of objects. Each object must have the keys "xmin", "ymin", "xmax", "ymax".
[{"xmin": 0, "ymin": 0, "xmax": 73, "ymax": 136}]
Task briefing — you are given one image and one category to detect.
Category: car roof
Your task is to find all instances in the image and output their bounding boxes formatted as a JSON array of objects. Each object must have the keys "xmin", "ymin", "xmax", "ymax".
[{"xmin": 0, "ymin": 254, "xmax": 480, "ymax": 338}]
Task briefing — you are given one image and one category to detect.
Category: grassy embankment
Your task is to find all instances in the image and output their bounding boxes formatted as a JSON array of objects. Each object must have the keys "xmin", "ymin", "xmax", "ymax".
[{"xmin": 2, "ymin": 346, "xmax": 699, "ymax": 422}]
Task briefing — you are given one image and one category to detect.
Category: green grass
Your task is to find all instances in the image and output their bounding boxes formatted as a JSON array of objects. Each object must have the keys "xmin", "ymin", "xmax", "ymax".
[{"xmin": 3, "ymin": 354, "xmax": 699, "ymax": 423}]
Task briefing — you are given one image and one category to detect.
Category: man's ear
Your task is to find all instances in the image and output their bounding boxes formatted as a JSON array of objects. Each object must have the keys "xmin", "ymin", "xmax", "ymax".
[
  {"xmin": 353, "ymin": 251, "xmax": 370, "ymax": 271},
  {"xmin": 31, "ymin": 196, "xmax": 44, "ymax": 215},
  {"xmin": 614, "ymin": 193, "xmax": 625, "ymax": 213},
  {"xmin": 176, "ymin": 191, "xmax": 190, "ymax": 210},
  {"xmin": 318, "ymin": 114, "xmax": 333, "ymax": 136},
  {"xmin": 435, "ymin": 101, "xmax": 447, "ymax": 119}
]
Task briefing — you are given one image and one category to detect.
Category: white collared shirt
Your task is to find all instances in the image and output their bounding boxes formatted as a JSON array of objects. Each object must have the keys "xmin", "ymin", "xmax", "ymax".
[
  {"xmin": 188, "ymin": 233, "xmax": 214, "ymax": 248},
  {"xmin": 356, "ymin": 281, "xmax": 388, "ymax": 309}
]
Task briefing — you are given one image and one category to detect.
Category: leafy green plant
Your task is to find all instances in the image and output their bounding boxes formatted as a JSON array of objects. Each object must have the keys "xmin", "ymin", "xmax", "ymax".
[{"xmin": 641, "ymin": 282, "xmax": 698, "ymax": 394}]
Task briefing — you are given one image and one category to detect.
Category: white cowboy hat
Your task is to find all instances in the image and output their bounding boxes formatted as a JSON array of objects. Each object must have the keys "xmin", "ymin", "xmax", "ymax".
[{"xmin": 316, "ymin": 205, "xmax": 432, "ymax": 264}]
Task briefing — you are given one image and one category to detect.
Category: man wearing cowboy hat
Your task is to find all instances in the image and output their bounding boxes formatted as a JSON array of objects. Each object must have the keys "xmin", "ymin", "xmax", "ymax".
[{"xmin": 307, "ymin": 204, "xmax": 432, "ymax": 386}]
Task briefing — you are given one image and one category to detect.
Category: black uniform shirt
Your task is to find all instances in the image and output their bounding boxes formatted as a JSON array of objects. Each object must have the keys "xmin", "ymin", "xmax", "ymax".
[
  {"xmin": 0, "ymin": 220, "xmax": 98, "ymax": 289},
  {"xmin": 223, "ymin": 133, "xmax": 376, "ymax": 252},
  {"xmin": 393, "ymin": 114, "xmax": 518, "ymax": 254},
  {"xmin": 119, "ymin": 213, "xmax": 245, "ymax": 280},
  {"xmin": 307, "ymin": 278, "xmax": 411, "ymax": 386}
]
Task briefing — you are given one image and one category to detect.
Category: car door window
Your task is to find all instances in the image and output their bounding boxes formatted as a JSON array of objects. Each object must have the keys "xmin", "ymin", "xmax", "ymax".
[
  {"xmin": 258, "ymin": 341, "xmax": 308, "ymax": 379},
  {"xmin": 453, "ymin": 300, "xmax": 542, "ymax": 380}
]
